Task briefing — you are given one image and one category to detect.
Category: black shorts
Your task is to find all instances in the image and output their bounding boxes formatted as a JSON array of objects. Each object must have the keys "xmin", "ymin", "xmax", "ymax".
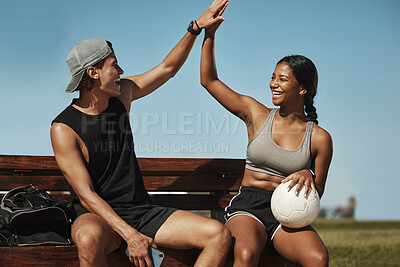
[
  {"xmin": 74, "ymin": 203, "xmax": 177, "ymax": 239},
  {"xmin": 225, "ymin": 186, "xmax": 281, "ymax": 245}
]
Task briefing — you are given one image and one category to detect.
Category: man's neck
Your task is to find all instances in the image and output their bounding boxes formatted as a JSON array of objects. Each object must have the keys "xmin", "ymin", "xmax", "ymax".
[{"xmin": 73, "ymin": 88, "xmax": 110, "ymax": 115}]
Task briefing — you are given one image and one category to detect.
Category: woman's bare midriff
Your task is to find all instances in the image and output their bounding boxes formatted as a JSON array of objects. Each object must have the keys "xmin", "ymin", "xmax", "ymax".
[{"xmin": 241, "ymin": 168, "xmax": 284, "ymax": 192}]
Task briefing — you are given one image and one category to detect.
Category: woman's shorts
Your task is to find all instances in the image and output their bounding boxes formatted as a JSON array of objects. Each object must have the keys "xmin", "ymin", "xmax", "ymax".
[
  {"xmin": 225, "ymin": 186, "xmax": 281, "ymax": 245},
  {"xmin": 73, "ymin": 203, "xmax": 177, "ymax": 239}
]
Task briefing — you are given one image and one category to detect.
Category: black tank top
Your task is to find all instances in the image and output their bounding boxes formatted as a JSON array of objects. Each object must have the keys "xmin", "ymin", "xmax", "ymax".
[{"xmin": 52, "ymin": 98, "xmax": 151, "ymax": 212}]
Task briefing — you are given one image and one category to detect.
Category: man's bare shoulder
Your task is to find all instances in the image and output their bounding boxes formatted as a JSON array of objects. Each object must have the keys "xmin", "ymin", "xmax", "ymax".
[
  {"xmin": 51, "ymin": 122, "xmax": 74, "ymax": 136},
  {"xmin": 116, "ymin": 78, "xmax": 139, "ymax": 112},
  {"xmin": 50, "ymin": 122, "xmax": 78, "ymax": 149}
]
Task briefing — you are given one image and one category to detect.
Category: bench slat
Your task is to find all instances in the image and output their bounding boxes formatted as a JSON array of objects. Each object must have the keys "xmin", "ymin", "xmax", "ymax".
[
  {"xmin": 0, "ymin": 175, "xmax": 69, "ymax": 191},
  {"xmin": 144, "ymin": 175, "xmax": 241, "ymax": 191},
  {"xmin": 0, "ymin": 155, "xmax": 245, "ymax": 172},
  {"xmin": 0, "ymin": 246, "xmax": 79, "ymax": 266},
  {"xmin": 0, "ymin": 155, "xmax": 59, "ymax": 170},
  {"xmin": 0, "ymin": 244, "xmax": 297, "ymax": 267},
  {"xmin": 0, "ymin": 194, "xmax": 234, "ymax": 210},
  {"xmin": 0, "ymin": 175, "xmax": 242, "ymax": 192},
  {"xmin": 138, "ymin": 158, "xmax": 245, "ymax": 173}
]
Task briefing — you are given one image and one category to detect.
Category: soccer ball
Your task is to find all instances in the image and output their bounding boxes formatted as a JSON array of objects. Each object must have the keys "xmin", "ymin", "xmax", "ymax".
[{"xmin": 271, "ymin": 182, "xmax": 320, "ymax": 228}]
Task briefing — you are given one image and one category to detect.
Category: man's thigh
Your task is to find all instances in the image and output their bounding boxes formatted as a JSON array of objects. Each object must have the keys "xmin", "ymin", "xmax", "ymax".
[
  {"xmin": 71, "ymin": 213, "xmax": 122, "ymax": 254},
  {"xmin": 154, "ymin": 210, "xmax": 226, "ymax": 249}
]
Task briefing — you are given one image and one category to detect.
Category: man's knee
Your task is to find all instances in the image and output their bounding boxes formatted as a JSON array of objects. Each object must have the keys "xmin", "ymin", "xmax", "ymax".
[
  {"xmin": 72, "ymin": 222, "xmax": 111, "ymax": 265},
  {"xmin": 73, "ymin": 223, "xmax": 105, "ymax": 251},
  {"xmin": 206, "ymin": 220, "xmax": 232, "ymax": 247}
]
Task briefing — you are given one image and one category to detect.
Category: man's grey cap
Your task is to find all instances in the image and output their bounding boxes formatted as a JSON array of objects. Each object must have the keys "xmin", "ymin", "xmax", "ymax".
[{"xmin": 65, "ymin": 38, "xmax": 113, "ymax": 93}]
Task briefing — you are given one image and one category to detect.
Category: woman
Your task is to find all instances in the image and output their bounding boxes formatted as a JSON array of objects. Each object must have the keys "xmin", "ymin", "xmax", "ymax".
[{"xmin": 200, "ymin": 22, "xmax": 333, "ymax": 267}]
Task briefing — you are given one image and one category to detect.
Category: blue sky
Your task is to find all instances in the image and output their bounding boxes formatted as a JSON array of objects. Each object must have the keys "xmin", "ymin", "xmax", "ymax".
[{"xmin": 1, "ymin": 0, "xmax": 399, "ymax": 220}]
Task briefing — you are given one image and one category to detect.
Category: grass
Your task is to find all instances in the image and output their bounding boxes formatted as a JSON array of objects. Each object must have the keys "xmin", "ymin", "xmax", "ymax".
[{"xmin": 312, "ymin": 219, "xmax": 400, "ymax": 267}]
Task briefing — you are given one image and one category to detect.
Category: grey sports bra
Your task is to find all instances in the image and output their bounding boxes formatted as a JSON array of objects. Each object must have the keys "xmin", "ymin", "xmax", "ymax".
[{"xmin": 245, "ymin": 108, "xmax": 314, "ymax": 178}]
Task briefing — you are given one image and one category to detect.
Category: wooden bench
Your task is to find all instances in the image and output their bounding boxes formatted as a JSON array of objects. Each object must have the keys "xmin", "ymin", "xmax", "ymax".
[{"xmin": 0, "ymin": 155, "xmax": 296, "ymax": 267}]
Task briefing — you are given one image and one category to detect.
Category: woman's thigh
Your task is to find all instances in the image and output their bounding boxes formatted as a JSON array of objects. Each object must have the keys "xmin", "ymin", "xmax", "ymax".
[{"xmin": 226, "ymin": 214, "xmax": 268, "ymax": 256}]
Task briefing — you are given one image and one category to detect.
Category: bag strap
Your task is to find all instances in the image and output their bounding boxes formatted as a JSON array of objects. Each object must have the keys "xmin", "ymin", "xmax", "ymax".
[{"xmin": 2, "ymin": 185, "xmax": 55, "ymax": 211}]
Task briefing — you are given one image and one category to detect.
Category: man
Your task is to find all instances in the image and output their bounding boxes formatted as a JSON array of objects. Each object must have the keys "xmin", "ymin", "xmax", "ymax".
[{"xmin": 50, "ymin": 1, "xmax": 231, "ymax": 267}]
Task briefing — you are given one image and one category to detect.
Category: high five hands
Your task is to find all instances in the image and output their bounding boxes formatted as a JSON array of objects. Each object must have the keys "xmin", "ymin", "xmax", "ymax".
[{"xmin": 196, "ymin": 0, "xmax": 229, "ymax": 30}]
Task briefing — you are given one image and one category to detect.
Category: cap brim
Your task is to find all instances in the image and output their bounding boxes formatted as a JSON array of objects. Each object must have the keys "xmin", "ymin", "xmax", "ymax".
[{"xmin": 65, "ymin": 71, "xmax": 85, "ymax": 93}]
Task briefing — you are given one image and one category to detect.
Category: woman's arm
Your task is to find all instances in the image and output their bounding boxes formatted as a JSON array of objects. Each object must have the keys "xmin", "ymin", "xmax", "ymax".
[
  {"xmin": 200, "ymin": 23, "xmax": 262, "ymax": 122},
  {"xmin": 282, "ymin": 126, "xmax": 333, "ymax": 198},
  {"xmin": 311, "ymin": 127, "xmax": 333, "ymax": 197}
]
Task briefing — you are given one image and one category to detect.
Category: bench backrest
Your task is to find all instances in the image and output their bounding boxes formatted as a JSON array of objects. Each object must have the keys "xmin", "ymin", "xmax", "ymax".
[{"xmin": 0, "ymin": 155, "xmax": 245, "ymax": 211}]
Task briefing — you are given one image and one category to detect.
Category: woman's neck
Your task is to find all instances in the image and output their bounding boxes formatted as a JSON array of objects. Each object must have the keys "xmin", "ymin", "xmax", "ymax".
[{"xmin": 278, "ymin": 104, "xmax": 307, "ymax": 122}]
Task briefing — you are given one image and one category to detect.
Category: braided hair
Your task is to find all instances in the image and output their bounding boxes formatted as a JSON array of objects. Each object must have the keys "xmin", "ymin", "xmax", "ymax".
[{"xmin": 277, "ymin": 55, "xmax": 319, "ymax": 124}]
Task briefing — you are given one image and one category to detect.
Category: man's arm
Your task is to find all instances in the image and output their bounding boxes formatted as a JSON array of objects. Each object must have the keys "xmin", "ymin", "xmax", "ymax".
[
  {"xmin": 119, "ymin": 0, "xmax": 229, "ymax": 108},
  {"xmin": 50, "ymin": 123, "xmax": 155, "ymax": 266}
]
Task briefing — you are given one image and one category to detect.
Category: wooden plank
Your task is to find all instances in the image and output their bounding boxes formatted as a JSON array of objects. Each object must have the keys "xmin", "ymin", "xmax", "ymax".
[
  {"xmin": 0, "ymin": 155, "xmax": 245, "ymax": 173},
  {"xmin": 137, "ymin": 158, "xmax": 245, "ymax": 173},
  {"xmin": 0, "ymin": 245, "xmax": 201, "ymax": 267},
  {"xmin": 0, "ymin": 243, "xmax": 297, "ymax": 267},
  {"xmin": 0, "ymin": 193, "xmax": 234, "ymax": 211},
  {"xmin": 0, "ymin": 175, "xmax": 243, "ymax": 192},
  {"xmin": 143, "ymin": 175, "xmax": 242, "ymax": 191},
  {"xmin": 0, "ymin": 175, "xmax": 69, "ymax": 191},
  {"xmin": 0, "ymin": 246, "xmax": 79, "ymax": 267},
  {"xmin": 0, "ymin": 246, "xmax": 137, "ymax": 267},
  {"xmin": 0, "ymin": 169, "xmax": 63, "ymax": 176},
  {"xmin": 0, "ymin": 193, "xmax": 72, "ymax": 202},
  {"xmin": 163, "ymin": 244, "xmax": 299, "ymax": 267},
  {"xmin": 0, "ymin": 155, "xmax": 59, "ymax": 170}
]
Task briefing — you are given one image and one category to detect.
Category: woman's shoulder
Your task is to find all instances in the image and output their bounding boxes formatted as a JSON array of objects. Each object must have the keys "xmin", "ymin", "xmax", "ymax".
[
  {"xmin": 247, "ymin": 100, "xmax": 272, "ymax": 125},
  {"xmin": 242, "ymin": 95, "xmax": 271, "ymax": 115},
  {"xmin": 311, "ymin": 123, "xmax": 333, "ymax": 149}
]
